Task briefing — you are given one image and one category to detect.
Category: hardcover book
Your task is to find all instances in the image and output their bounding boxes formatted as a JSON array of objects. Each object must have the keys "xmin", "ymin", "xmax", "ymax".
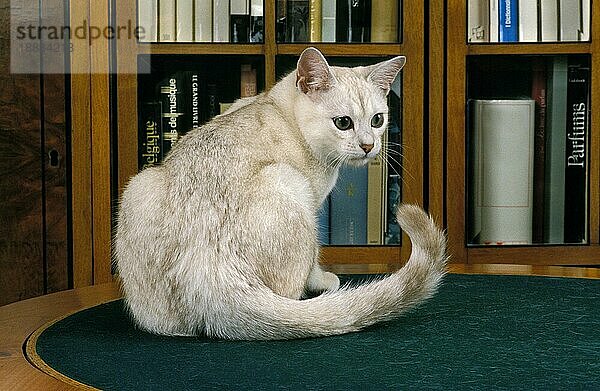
[
  {"xmin": 559, "ymin": 0, "xmax": 581, "ymax": 41},
  {"xmin": 468, "ymin": 0, "xmax": 489, "ymax": 42},
  {"xmin": 371, "ymin": 0, "xmax": 398, "ymax": 42},
  {"xmin": 540, "ymin": 0, "xmax": 558, "ymax": 41},
  {"xmin": 138, "ymin": 101, "xmax": 162, "ymax": 169},
  {"xmin": 498, "ymin": 0, "xmax": 518, "ymax": 42},
  {"xmin": 286, "ymin": 0, "xmax": 310, "ymax": 42},
  {"xmin": 194, "ymin": 0, "xmax": 213, "ymax": 42},
  {"xmin": 138, "ymin": 0, "xmax": 158, "ymax": 42},
  {"xmin": 336, "ymin": 0, "xmax": 371, "ymax": 43},
  {"xmin": 489, "ymin": 0, "xmax": 499, "ymax": 42},
  {"xmin": 309, "ymin": 0, "xmax": 322, "ymax": 41},
  {"xmin": 176, "ymin": 0, "xmax": 193, "ymax": 41},
  {"xmin": 213, "ymin": 0, "xmax": 230, "ymax": 42},
  {"xmin": 563, "ymin": 61, "xmax": 589, "ymax": 243},
  {"xmin": 330, "ymin": 166, "xmax": 368, "ymax": 245},
  {"xmin": 531, "ymin": 60, "xmax": 547, "ymax": 242},
  {"xmin": 321, "ymin": 0, "xmax": 336, "ymax": 42},
  {"xmin": 159, "ymin": 0, "xmax": 176, "ymax": 41},
  {"xmin": 517, "ymin": 0, "xmax": 537, "ymax": 42}
]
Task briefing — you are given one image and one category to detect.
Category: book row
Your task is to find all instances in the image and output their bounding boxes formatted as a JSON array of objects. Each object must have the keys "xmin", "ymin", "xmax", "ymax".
[
  {"xmin": 277, "ymin": 0, "xmax": 400, "ymax": 43},
  {"xmin": 468, "ymin": 0, "xmax": 590, "ymax": 43},
  {"xmin": 138, "ymin": 0, "xmax": 264, "ymax": 43},
  {"xmin": 468, "ymin": 57, "xmax": 590, "ymax": 245}
]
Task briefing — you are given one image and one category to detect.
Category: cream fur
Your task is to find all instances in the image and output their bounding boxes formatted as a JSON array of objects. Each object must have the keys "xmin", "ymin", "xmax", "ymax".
[{"xmin": 115, "ymin": 48, "xmax": 447, "ymax": 340}]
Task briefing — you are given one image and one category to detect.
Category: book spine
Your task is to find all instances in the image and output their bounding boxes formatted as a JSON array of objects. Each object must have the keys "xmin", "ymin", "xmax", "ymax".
[
  {"xmin": 230, "ymin": 0, "xmax": 250, "ymax": 42},
  {"xmin": 158, "ymin": 74, "xmax": 185, "ymax": 156},
  {"xmin": 518, "ymin": 0, "xmax": 537, "ymax": 42},
  {"xmin": 213, "ymin": 0, "xmax": 230, "ymax": 42},
  {"xmin": 579, "ymin": 0, "xmax": 590, "ymax": 41},
  {"xmin": 472, "ymin": 100, "xmax": 535, "ymax": 245},
  {"xmin": 276, "ymin": 0, "xmax": 287, "ymax": 42},
  {"xmin": 309, "ymin": 0, "xmax": 322, "ymax": 42},
  {"xmin": 206, "ymin": 83, "xmax": 219, "ymax": 121},
  {"xmin": 367, "ymin": 155, "xmax": 385, "ymax": 245},
  {"xmin": 384, "ymin": 77, "xmax": 402, "ymax": 245},
  {"xmin": 159, "ymin": 0, "xmax": 176, "ymax": 41},
  {"xmin": 330, "ymin": 166, "xmax": 368, "ymax": 245},
  {"xmin": 335, "ymin": 0, "xmax": 349, "ymax": 42},
  {"xmin": 350, "ymin": 0, "xmax": 371, "ymax": 42},
  {"xmin": 250, "ymin": 0, "xmax": 264, "ymax": 42},
  {"xmin": 563, "ymin": 62, "xmax": 589, "ymax": 243},
  {"xmin": 498, "ymin": 0, "xmax": 518, "ymax": 42},
  {"xmin": 190, "ymin": 72, "xmax": 201, "ymax": 130},
  {"xmin": 287, "ymin": 0, "xmax": 310, "ymax": 42},
  {"xmin": 138, "ymin": 101, "xmax": 162, "ymax": 169},
  {"xmin": 531, "ymin": 60, "xmax": 547, "ymax": 243},
  {"xmin": 195, "ymin": 0, "xmax": 213, "ymax": 42},
  {"xmin": 468, "ymin": 0, "xmax": 490, "ymax": 42},
  {"xmin": 177, "ymin": 0, "xmax": 194, "ymax": 41},
  {"xmin": 240, "ymin": 64, "xmax": 257, "ymax": 97},
  {"xmin": 540, "ymin": 0, "xmax": 558, "ymax": 41},
  {"xmin": 321, "ymin": 0, "xmax": 336, "ymax": 42},
  {"xmin": 559, "ymin": 0, "xmax": 581, "ymax": 41},
  {"xmin": 138, "ymin": 0, "xmax": 158, "ymax": 42},
  {"xmin": 489, "ymin": 0, "xmax": 499, "ymax": 42},
  {"xmin": 371, "ymin": 0, "xmax": 397, "ymax": 42},
  {"xmin": 543, "ymin": 56, "xmax": 568, "ymax": 243}
]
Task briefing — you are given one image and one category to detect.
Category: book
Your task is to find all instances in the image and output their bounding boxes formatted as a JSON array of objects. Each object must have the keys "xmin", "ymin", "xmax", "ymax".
[
  {"xmin": 207, "ymin": 83, "xmax": 219, "ymax": 121},
  {"xmin": 336, "ymin": 0, "xmax": 371, "ymax": 43},
  {"xmin": 213, "ymin": 0, "xmax": 230, "ymax": 42},
  {"xmin": 498, "ymin": 0, "xmax": 518, "ymax": 42},
  {"xmin": 230, "ymin": 0, "xmax": 251, "ymax": 43},
  {"xmin": 371, "ymin": 0, "xmax": 398, "ymax": 42},
  {"xmin": 531, "ymin": 60, "xmax": 547, "ymax": 243},
  {"xmin": 580, "ymin": 0, "xmax": 590, "ymax": 41},
  {"xmin": 240, "ymin": 64, "xmax": 257, "ymax": 97},
  {"xmin": 159, "ymin": 0, "xmax": 176, "ymax": 41},
  {"xmin": 309, "ymin": 0, "xmax": 322, "ymax": 42},
  {"xmin": 157, "ymin": 73, "xmax": 186, "ymax": 156},
  {"xmin": 489, "ymin": 0, "xmax": 499, "ymax": 42},
  {"xmin": 194, "ymin": 0, "xmax": 213, "ymax": 42},
  {"xmin": 517, "ymin": 0, "xmax": 537, "ymax": 42},
  {"xmin": 468, "ymin": 0, "xmax": 489, "ymax": 42},
  {"xmin": 563, "ymin": 61, "xmax": 589, "ymax": 243},
  {"xmin": 276, "ymin": 0, "xmax": 287, "ymax": 42},
  {"xmin": 540, "ymin": 0, "xmax": 558, "ymax": 41},
  {"xmin": 470, "ymin": 99, "xmax": 535, "ymax": 245},
  {"xmin": 559, "ymin": 0, "xmax": 581, "ymax": 41},
  {"xmin": 330, "ymin": 166, "xmax": 368, "ymax": 245},
  {"xmin": 384, "ymin": 77, "xmax": 402, "ymax": 245},
  {"xmin": 543, "ymin": 56, "xmax": 568, "ymax": 244},
  {"xmin": 367, "ymin": 154, "xmax": 386, "ymax": 245},
  {"xmin": 138, "ymin": 101, "xmax": 162, "ymax": 169},
  {"xmin": 176, "ymin": 0, "xmax": 193, "ymax": 41},
  {"xmin": 250, "ymin": 0, "xmax": 264, "ymax": 42},
  {"xmin": 321, "ymin": 0, "xmax": 336, "ymax": 42},
  {"xmin": 286, "ymin": 0, "xmax": 310, "ymax": 42},
  {"xmin": 138, "ymin": 0, "xmax": 158, "ymax": 42}
]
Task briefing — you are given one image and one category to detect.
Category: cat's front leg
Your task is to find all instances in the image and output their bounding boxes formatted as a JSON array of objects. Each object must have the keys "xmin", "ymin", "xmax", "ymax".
[{"xmin": 306, "ymin": 263, "xmax": 340, "ymax": 294}]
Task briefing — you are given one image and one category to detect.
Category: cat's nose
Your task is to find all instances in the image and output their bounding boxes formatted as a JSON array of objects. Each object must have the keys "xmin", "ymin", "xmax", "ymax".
[{"xmin": 360, "ymin": 144, "xmax": 374, "ymax": 154}]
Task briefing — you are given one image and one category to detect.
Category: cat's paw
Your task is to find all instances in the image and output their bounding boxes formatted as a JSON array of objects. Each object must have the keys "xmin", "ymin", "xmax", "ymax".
[
  {"xmin": 307, "ymin": 267, "xmax": 340, "ymax": 293},
  {"xmin": 321, "ymin": 271, "xmax": 340, "ymax": 292}
]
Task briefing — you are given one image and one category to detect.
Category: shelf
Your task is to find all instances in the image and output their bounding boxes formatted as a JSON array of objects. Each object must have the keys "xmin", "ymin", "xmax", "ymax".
[
  {"xmin": 468, "ymin": 246, "xmax": 600, "ymax": 266},
  {"xmin": 321, "ymin": 246, "xmax": 402, "ymax": 265},
  {"xmin": 467, "ymin": 43, "xmax": 591, "ymax": 56},
  {"xmin": 277, "ymin": 43, "xmax": 404, "ymax": 56},
  {"xmin": 137, "ymin": 43, "xmax": 265, "ymax": 56}
]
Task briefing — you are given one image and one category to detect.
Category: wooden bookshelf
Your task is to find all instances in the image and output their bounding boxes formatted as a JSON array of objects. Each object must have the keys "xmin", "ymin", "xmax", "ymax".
[{"xmin": 443, "ymin": 0, "xmax": 600, "ymax": 265}]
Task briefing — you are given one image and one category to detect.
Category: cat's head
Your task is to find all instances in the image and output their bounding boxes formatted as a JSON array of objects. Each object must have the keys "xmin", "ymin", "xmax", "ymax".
[{"xmin": 294, "ymin": 47, "xmax": 405, "ymax": 168}]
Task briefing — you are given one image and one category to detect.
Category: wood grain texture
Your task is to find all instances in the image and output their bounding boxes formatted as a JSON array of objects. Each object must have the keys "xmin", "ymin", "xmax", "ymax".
[{"xmin": 0, "ymin": 0, "xmax": 45, "ymax": 305}]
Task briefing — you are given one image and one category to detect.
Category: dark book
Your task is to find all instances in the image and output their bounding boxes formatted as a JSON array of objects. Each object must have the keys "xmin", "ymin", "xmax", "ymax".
[
  {"xmin": 230, "ymin": 14, "xmax": 251, "ymax": 42},
  {"xmin": 336, "ymin": 0, "xmax": 372, "ymax": 43},
  {"xmin": 531, "ymin": 60, "xmax": 547, "ymax": 243},
  {"xmin": 286, "ymin": 0, "xmax": 309, "ymax": 42},
  {"xmin": 563, "ymin": 61, "xmax": 589, "ymax": 244},
  {"xmin": 385, "ymin": 79, "xmax": 402, "ymax": 245},
  {"xmin": 157, "ymin": 72, "xmax": 186, "ymax": 157},
  {"xmin": 276, "ymin": 0, "xmax": 287, "ymax": 41},
  {"xmin": 138, "ymin": 101, "xmax": 162, "ymax": 170},
  {"xmin": 206, "ymin": 83, "xmax": 219, "ymax": 121}
]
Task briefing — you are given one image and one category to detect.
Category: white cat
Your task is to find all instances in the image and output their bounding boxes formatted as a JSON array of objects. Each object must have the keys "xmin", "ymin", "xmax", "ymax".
[{"xmin": 115, "ymin": 47, "xmax": 447, "ymax": 340}]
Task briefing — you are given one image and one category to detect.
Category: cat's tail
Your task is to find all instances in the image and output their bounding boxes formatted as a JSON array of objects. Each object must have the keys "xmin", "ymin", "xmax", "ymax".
[{"xmin": 207, "ymin": 204, "xmax": 448, "ymax": 340}]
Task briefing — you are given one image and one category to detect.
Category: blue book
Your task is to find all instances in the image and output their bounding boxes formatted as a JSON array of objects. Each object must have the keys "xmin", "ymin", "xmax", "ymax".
[
  {"xmin": 330, "ymin": 166, "xmax": 368, "ymax": 245},
  {"xmin": 499, "ymin": 0, "xmax": 518, "ymax": 42}
]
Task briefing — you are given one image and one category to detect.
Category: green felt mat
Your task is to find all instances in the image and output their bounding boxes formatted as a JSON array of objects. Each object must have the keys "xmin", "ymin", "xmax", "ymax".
[{"xmin": 33, "ymin": 274, "xmax": 599, "ymax": 390}]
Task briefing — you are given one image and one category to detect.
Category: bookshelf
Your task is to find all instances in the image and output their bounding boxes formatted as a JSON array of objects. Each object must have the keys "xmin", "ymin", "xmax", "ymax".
[
  {"xmin": 442, "ymin": 0, "xmax": 600, "ymax": 265},
  {"xmin": 99, "ymin": 0, "xmax": 426, "ymax": 283}
]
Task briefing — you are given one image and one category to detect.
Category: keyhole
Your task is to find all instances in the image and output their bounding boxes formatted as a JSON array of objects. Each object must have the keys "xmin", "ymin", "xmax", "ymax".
[{"xmin": 48, "ymin": 149, "xmax": 60, "ymax": 168}]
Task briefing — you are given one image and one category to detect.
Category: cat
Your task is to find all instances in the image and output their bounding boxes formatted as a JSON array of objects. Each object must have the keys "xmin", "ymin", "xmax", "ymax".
[{"xmin": 115, "ymin": 47, "xmax": 448, "ymax": 340}]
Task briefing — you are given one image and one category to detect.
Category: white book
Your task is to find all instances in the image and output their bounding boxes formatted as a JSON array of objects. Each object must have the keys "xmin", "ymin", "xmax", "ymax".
[
  {"xmin": 213, "ymin": 0, "xmax": 230, "ymax": 42},
  {"xmin": 579, "ymin": 0, "xmax": 590, "ymax": 41},
  {"xmin": 544, "ymin": 57, "xmax": 568, "ymax": 243},
  {"xmin": 518, "ymin": 0, "xmax": 537, "ymax": 42},
  {"xmin": 468, "ymin": 0, "xmax": 489, "ymax": 42},
  {"xmin": 177, "ymin": 0, "xmax": 193, "ymax": 41},
  {"xmin": 230, "ymin": 0, "xmax": 249, "ymax": 14},
  {"xmin": 138, "ymin": 0, "xmax": 158, "ymax": 42},
  {"xmin": 195, "ymin": 0, "xmax": 213, "ymax": 42},
  {"xmin": 159, "ymin": 0, "xmax": 176, "ymax": 41},
  {"xmin": 489, "ymin": 0, "xmax": 499, "ymax": 42},
  {"xmin": 321, "ymin": 0, "xmax": 336, "ymax": 42},
  {"xmin": 540, "ymin": 0, "xmax": 558, "ymax": 41},
  {"xmin": 559, "ymin": 0, "xmax": 580, "ymax": 41},
  {"xmin": 471, "ymin": 100, "xmax": 535, "ymax": 245}
]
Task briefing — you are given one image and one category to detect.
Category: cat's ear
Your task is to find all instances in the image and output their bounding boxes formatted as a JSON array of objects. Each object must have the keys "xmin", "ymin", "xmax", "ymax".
[
  {"xmin": 366, "ymin": 56, "xmax": 406, "ymax": 95},
  {"xmin": 296, "ymin": 47, "xmax": 336, "ymax": 94}
]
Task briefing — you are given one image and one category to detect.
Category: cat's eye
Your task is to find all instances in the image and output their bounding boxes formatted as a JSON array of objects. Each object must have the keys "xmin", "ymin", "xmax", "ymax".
[
  {"xmin": 371, "ymin": 113, "xmax": 385, "ymax": 128},
  {"xmin": 333, "ymin": 116, "xmax": 354, "ymax": 131}
]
